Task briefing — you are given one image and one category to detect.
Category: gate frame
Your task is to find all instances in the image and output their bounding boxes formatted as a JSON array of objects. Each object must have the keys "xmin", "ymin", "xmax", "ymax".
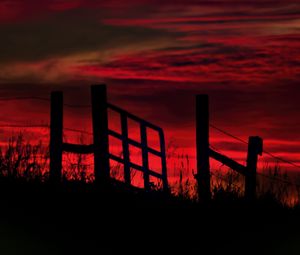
[{"xmin": 49, "ymin": 84, "xmax": 168, "ymax": 192}]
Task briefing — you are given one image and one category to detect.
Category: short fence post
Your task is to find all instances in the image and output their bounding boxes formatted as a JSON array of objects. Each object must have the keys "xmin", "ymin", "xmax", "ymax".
[
  {"xmin": 196, "ymin": 95, "xmax": 211, "ymax": 202},
  {"xmin": 159, "ymin": 129, "xmax": 168, "ymax": 193},
  {"xmin": 245, "ymin": 136, "xmax": 263, "ymax": 201},
  {"xmin": 49, "ymin": 91, "xmax": 63, "ymax": 184},
  {"xmin": 91, "ymin": 84, "xmax": 110, "ymax": 185},
  {"xmin": 140, "ymin": 124, "xmax": 150, "ymax": 190},
  {"xmin": 121, "ymin": 113, "xmax": 131, "ymax": 185}
]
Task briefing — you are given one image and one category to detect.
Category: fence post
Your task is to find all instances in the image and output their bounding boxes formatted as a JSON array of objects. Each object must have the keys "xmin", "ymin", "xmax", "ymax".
[
  {"xmin": 159, "ymin": 129, "xmax": 168, "ymax": 193},
  {"xmin": 121, "ymin": 113, "xmax": 131, "ymax": 185},
  {"xmin": 196, "ymin": 94, "xmax": 211, "ymax": 202},
  {"xmin": 245, "ymin": 136, "xmax": 263, "ymax": 201},
  {"xmin": 140, "ymin": 124, "xmax": 150, "ymax": 191},
  {"xmin": 49, "ymin": 91, "xmax": 63, "ymax": 184},
  {"xmin": 91, "ymin": 84, "xmax": 110, "ymax": 185}
]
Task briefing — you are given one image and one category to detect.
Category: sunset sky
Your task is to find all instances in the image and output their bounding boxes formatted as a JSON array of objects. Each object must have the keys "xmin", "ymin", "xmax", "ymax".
[{"xmin": 1, "ymin": 0, "xmax": 300, "ymax": 175}]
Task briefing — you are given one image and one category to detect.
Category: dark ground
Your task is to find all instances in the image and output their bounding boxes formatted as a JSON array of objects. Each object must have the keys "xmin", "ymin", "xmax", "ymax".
[{"xmin": 0, "ymin": 179, "xmax": 300, "ymax": 255}]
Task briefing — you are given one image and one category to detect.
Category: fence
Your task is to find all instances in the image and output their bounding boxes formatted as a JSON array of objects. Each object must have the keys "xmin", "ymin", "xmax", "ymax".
[
  {"xmin": 1, "ymin": 86, "xmax": 300, "ymax": 202},
  {"xmin": 195, "ymin": 95, "xmax": 263, "ymax": 201},
  {"xmin": 49, "ymin": 85, "xmax": 168, "ymax": 192}
]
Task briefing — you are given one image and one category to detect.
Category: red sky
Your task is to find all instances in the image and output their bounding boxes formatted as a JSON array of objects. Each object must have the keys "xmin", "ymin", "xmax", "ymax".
[{"xmin": 1, "ymin": 0, "xmax": 300, "ymax": 179}]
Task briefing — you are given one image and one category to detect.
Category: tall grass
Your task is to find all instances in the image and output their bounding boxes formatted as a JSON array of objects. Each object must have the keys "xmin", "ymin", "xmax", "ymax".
[
  {"xmin": 1, "ymin": 133, "xmax": 300, "ymax": 207},
  {"xmin": 0, "ymin": 133, "xmax": 49, "ymax": 181},
  {"xmin": 168, "ymin": 146, "xmax": 300, "ymax": 207}
]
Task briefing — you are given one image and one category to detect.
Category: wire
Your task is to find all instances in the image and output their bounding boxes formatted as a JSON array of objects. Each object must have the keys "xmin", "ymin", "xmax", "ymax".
[
  {"xmin": 0, "ymin": 123, "xmax": 93, "ymax": 136},
  {"xmin": 263, "ymin": 150, "xmax": 300, "ymax": 170},
  {"xmin": 0, "ymin": 97, "xmax": 50, "ymax": 102},
  {"xmin": 212, "ymin": 168, "xmax": 300, "ymax": 189},
  {"xmin": 210, "ymin": 124, "xmax": 248, "ymax": 145},
  {"xmin": 0, "ymin": 124, "xmax": 49, "ymax": 129},
  {"xmin": 0, "ymin": 96, "xmax": 91, "ymax": 109},
  {"xmin": 209, "ymin": 144, "xmax": 222, "ymax": 153},
  {"xmin": 2, "ymin": 96, "xmax": 300, "ymax": 172},
  {"xmin": 210, "ymin": 123, "xmax": 300, "ymax": 171},
  {"xmin": 63, "ymin": 128, "xmax": 93, "ymax": 136}
]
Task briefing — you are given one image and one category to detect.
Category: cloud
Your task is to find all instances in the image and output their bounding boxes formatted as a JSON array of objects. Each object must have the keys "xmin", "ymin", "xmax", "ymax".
[
  {"xmin": 1, "ymin": 0, "xmax": 300, "ymax": 165},
  {"xmin": 0, "ymin": 8, "xmax": 177, "ymax": 83},
  {"xmin": 0, "ymin": 9, "xmax": 175, "ymax": 64},
  {"xmin": 75, "ymin": 32, "xmax": 300, "ymax": 85}
]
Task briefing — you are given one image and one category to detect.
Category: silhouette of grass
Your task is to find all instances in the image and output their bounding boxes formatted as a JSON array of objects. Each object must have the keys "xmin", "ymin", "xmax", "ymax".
[
  {"xmin": 0, "ymin": 133, "xmax": 299, "ymax": 209},
  {"xmin": 0, "ymin": 133, "xmax": 49, "ymax": 181},
  {"xmin": 0, "ymin": 134, "xmax": 300, "ymax": 254}
]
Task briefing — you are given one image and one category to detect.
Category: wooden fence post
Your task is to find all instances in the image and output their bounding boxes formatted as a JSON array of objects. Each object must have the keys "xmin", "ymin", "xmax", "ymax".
[
  {"xmin": 245, "ymin": 136, "xmax": 263, "ymax": 200},
  {"xmin": 91, "ymin": 85, "xmax": 110, "ymax": 185},
  {"xmin": 159, "ymin": 129, "xmax": 168, "ymax": 193},
  {"xmin": 49, "ymin": 91, "xmax": 63, "ymax": 184},
  {"xmin": 196, "ymin": 95, "xmax": 211, "ymax": 201},
  {"xmin": 121, "ymin": 113, "xmax": 131, "ymax": 185},
  {"xmin": 140, "ymin": 124, "xmax": 150, "ymax": 191}
]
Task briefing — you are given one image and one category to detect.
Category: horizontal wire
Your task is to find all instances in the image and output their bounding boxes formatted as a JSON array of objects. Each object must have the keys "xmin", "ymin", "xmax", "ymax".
[
  {"xmin": 0, "ymin": 124, "xmax": 300, "ymax": 187},
  {"xmin": 262, "ymin": 150, "xmax": 300, "ymax": 170},
  {"xmin": 0, "ymin": 124, "xmax": 49, "ymax": 129},
  {"xmin": 0, "ymin": 123, "xmax": 93, "ymax": 136},
  {"xmin": 0, "ymin": 96, "xmax": 90, "ymax": 108},
  {"xmin": 63, "ymin": 128, "xmax": 93, "ymax": 136},
  {"xmin": 0, "ymin": 97, "xmax": 50, "ymax": 102},
  {"xmin": 212, "ymin": 168, "xmax": 300, "ymax": 189},
  {"xmin": 1, "ymin": 97, "xmax": 300, "ymax": 174},
  {"xmin": 210, "ymin": 124, "xmax": 248, "ymax": 145},
  {"xmin": 210, "ymin": 123, "xmax": 300, "ymax": 171}
]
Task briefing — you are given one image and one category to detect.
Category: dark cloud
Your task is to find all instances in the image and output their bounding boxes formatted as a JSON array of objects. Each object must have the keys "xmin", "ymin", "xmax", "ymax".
[
  {"xmin": 1, "ymin": 0, "xmax": 300, "ymax": 166},
  {"xmin": 0, "ymin": 9, "xmax": 174, "ymax": 63},
  {"xmin": 100, "ymin": 78, "xmax": 300, "ymax": 144}
]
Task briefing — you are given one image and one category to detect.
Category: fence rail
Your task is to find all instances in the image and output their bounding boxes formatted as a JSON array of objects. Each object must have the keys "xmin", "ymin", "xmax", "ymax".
[{"xmin": 1, "ymin": 85, "xmax": 300, "ymax": 201}]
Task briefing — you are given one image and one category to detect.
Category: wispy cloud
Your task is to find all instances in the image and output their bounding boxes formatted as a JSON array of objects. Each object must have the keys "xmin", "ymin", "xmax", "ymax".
[{"xmin": 1, "ymin": 1, "xmax": 300, "ymax": 169}]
